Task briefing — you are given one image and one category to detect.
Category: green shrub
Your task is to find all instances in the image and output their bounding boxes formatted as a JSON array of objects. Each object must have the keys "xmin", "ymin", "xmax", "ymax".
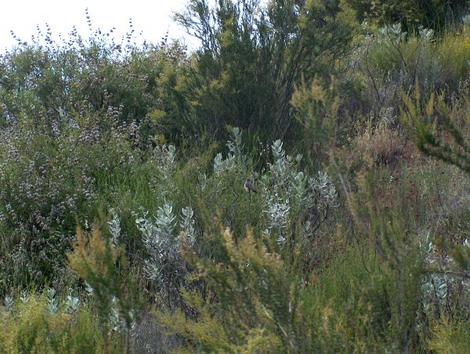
[
  {"xmin": 0, "ymin": 23, "xmax": 191, "ymax": 145},
  {"xmin": 156, "ymin": 215, "xmax": 421, "ymax": 352},
  {"xmin": 0, "ymin": 293, "xmax": 117, "ymax": 354},
  {"xmin": 300, "ymin": 246, "xmax": 393, "ymax": 352},
  {"xmin": 174, "ymin": 0, "xmax": 354, "ymax": 144},
  {"xmin": 68, "ymin": 225, "xmax": 142, "ymax": 339},
  {"xmin": 0, "ymin": 123, "xmax": 149, "ymax": 291},
  {"xmin": 429, "ymin": 319, "xmax": 470, "ymax": 354},
  {"xmin": 132, "ymin": 128, "xmax": 338, "ymax": 312},
  {"xmin": 157, "ymin": 228, "xmax": 298, "ymax": 353},
  {"xmin": 345, "ymin": 0, "xmax": 468, "ymax": 31},
  {"xmin": 1, "ymin": 2, "xmax": 470, "ymax": 352},
  {"xmin": 438, "ymin": 31, "xmax": 470, "ymax": 84},
  {"xmin": 351, "ymin": 23, "xmax": 470, "ymax": 126},
  {"xmin": 402, "ymin": 85, "xmax": 470, "ymax": 174}
]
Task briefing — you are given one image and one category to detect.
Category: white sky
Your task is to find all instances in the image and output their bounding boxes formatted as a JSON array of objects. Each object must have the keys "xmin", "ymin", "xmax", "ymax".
[{"xmin": 0, "ymin": 0, "xmax": 196, "ymax": 51}]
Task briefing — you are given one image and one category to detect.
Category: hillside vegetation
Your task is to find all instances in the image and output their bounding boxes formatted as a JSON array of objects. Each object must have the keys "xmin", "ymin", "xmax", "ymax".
[{"xmin": 1, "ymin": 0, "xmax": 470, "ymax": 352}]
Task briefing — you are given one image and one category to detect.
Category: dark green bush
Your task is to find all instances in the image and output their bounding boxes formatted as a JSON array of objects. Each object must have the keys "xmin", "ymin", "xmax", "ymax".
[
  {"xmin": 174, "ymin": 0, "xmax": 354, "ymax": 145},
  {"xmin": 345, "ymin": 0, "xmax": 469, "ymax": 31}
]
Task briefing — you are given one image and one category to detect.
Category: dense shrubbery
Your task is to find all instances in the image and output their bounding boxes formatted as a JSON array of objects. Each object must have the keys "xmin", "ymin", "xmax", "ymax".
[
  {"xmin": 345, "ymin": 0, "xmax": 469, "ymax": 31},
  {"xmin": 0, "ymin": 292, "xmax": 121, "ymax": 353},
  {"xmin": 1, "ymin": 0, "xmax": 470, "ymax": 352},
  {"xmin": 173, "ymin": 0, "xmax": 355, "ymax": 145}
]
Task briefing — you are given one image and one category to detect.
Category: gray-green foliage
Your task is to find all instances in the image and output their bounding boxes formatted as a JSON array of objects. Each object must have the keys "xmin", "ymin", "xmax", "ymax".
[
  {"xmin": 261, "ymin": 139, "xmax": 338, "ymax": 247},
  {"xmin": 213, "ymin": 127, "xmax": 244, "ymax": 175},
  {"xmin": 135, "ymin": 130, "xmax": 338, "ymax": 299},
  {"xmin": 135, "ymin": 200, "xmax": 198, "ymax": 309}
]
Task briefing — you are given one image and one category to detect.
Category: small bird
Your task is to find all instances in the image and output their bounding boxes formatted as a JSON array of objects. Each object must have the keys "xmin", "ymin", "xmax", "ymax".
[{"xmin": 244, "ymin": 178, "xmax": 258, "ymax": 193}]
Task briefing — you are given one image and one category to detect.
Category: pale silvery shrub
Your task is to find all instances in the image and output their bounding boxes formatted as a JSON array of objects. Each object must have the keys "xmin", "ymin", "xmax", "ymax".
[
  {"xmin": 421, "ymin": 273, "xmax": 449, "ymax": 314},
  {"xmin": 261, "ymin": 140, "xmax": 293, "ymax": 247},
  {"xmin": 418, "ymin": 26, "xmax": 434, "ymax": 42},
  {"xmin": 65, "ymin": 295, "xmax": 80, "ymax": 313},
  {"xmin": 214, "ymin": 127, "xmax": 244, "ymax": 175},
  {"xmin": 108, "ymin": 295, "xmax": 136, "ymax": 333},
  {"xmin": 137, "ymin": 203, "xmax": 199, "ymax": 281},
  {"xmin": 420, "ymin": 229, "xmax": 450, "ymax": 314},
  {"xmin": 463, "ymin": 14, "xmax": 470, "ymax": 28},
  {"xmin": 47, "ymin": 288, "xmax": 59, "ymax": 314},
  {"xmin": 3, "ymin": 295, "xmax": 14, "ymax": 312},
  {"xmin": 152, "ymin": 144, "xmax": 177, "ymax": 197},
  {"xmin": 310, "ymin": 171, "xmax": 338, "ymax": 209},
  {"xmin": 266, "ymin": 139, "xmax": 306, "ymax": 197},
  {"xmin": 136, "ymin": 203, "xmax": 177, "ymax": 282},
  {"xmin": 198, "ymin": 173, "xmax": 208, "ymax": 192},
  {"xmin": 213, "ymin": 152, "xmax": 234, "ymax": 175},
  {"xmin": 110, "ymin": 296, "xmax": 124, "ymax": 332},
  {"xmin": 108, "ymin": 208, "xmax": 121, "ymax": 246},
  {"xmin": 377, "ymin": 23, "xmax": 406, "ymax": 44},
  {"xmin": 269, "ymin": 139, "xmax": 293, "ymax": 193},
  {"xmin": 47, "ymin": 288, "xmax": 80, "ymax": 315},
  {"xmin": 136, "ymin": 203, "xmax": 199, "ymax": 308},
  {"xmin": 262, "ymin": 139, "xmax": 338, "ymax": 247},
  {"xmin": 20, "ymin": 290, "xmax": 29, "ymax": 304},
  {"xmin": 264, "ymin": 194, "xmax": 290, "ymax": 247},
  {"xmin": 85, "ymin": 282, "xmax": 94, "ymax": 296},
  {"xmin": 419, "ymin": 229, "xmax": 433, "ymax": 255},
  {"xmin": 179, "ymin": 207, "xmax": 196, "ymax": 247}
]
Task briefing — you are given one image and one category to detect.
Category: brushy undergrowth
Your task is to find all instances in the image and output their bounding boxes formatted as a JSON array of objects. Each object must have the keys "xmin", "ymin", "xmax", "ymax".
[
  {"xmin": 1, "ymin": 0, "xmax": 470, "ymax": 352},
  {"xmin": 0, "ymin": 292, "xmax": 120, "ymax": 353}
]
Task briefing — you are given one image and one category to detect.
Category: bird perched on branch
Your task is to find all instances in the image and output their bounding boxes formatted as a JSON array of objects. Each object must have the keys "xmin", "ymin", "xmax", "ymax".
[{"xmin": 244, "ymin": 178, "xmax": 258, "ymax": 193}]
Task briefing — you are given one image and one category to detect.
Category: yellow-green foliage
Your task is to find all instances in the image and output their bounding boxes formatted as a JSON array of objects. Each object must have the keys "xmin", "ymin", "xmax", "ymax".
[
  {"xmin": 402, "ymin": 85, "xmax": 470, "ymax": 174},
  {"xmin": 2, "ymin": 3, "xmax": 470, "ymax": 353},
  {"xmin": 438, "ymin": 31, "xmax": 470, "ymax": 82},
  {"xmin": 158, "ymin": 228, "xmax": 290, "ymax": 353},
  {"xmin": 158, "ymin": 217, "xmax": 422, "ymax": 353},
  {"xmin": 0, "ymin": 295, "xmax": 108, "ymax": 354},
  {"xmin": 158, "ymin": 208, "xmax": 422, "ymax": 352},
  {"xmin": 67, "ymin": 225, "xmax": 141, "ymax": 335},
  {"xmin": 429, "ymin": 320, "xmax": 470, "ymax": 354},
  {"xmin": 291, "ymin": 77, "xmax": 341, "ymax": 163},
  {"xmin": 68, "ymin": 226, "xmax": 121, "ymax": 282},
  {"xmin": 358, "ymin": 26, "xmax": 470, "ymax": 108},
  {"xmin": 299, "ymin": 246, "xmax": 392, "ymax": 353}
]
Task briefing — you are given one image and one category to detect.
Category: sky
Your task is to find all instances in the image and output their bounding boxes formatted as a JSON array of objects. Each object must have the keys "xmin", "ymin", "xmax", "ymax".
[{"xmin": 0, "ymin": 0, "xmax": 195, "ymax": 51}]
